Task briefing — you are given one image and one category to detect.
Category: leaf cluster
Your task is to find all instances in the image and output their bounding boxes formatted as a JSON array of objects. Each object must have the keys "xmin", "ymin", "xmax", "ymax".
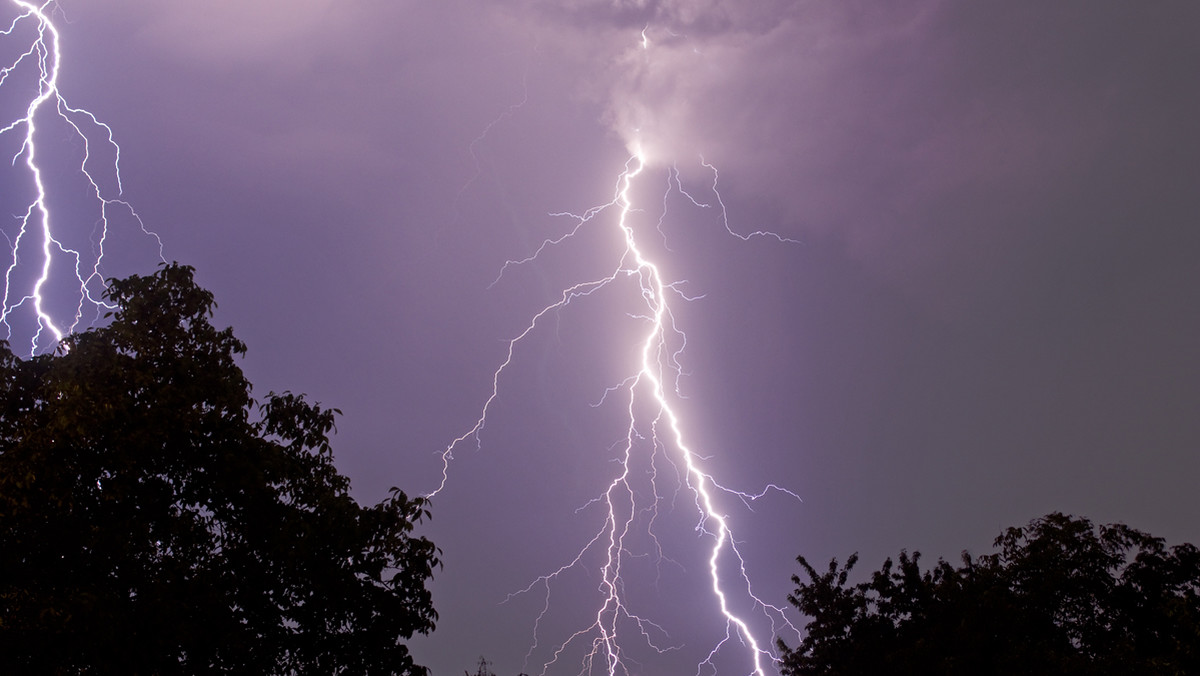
[
  {"xmin": 779, "ymin": 512, "xmax": 1200, "ymax": 675},
  {"xmin": 0, "ymin": 264, "xmax": 439, "ymax": 675}
]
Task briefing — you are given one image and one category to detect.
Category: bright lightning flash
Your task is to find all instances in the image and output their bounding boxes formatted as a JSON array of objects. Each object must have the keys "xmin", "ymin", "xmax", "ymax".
[
  {"xmin": 1, "ymin": 0, "xmax": 162, "ymax": 355},
  {"xmin": 432, "ymin": 144, "xmax": 801, "ymax": 675}
]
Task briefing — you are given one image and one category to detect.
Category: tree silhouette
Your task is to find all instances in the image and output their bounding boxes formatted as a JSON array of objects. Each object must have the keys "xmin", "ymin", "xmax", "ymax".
[
  {"xmin": 0, "ymin": 264, "xmax": 440, "ymax": 675},
  {"xmin": 465, "ymin": 655, "xmax": 529, "ymax": 676},
  {"xmin": 467, "ymin": 655, "xmax": 496, "ymax": 676},
  {"xmin": 779, "ymin": 512, "xmax": 1200, "ymax": 675}
]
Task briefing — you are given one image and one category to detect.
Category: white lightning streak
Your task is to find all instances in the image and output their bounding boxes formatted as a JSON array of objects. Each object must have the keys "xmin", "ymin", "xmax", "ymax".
[
  {"xmin": 431, "ymin": 149, "xmax": 801, "ymax": 675},
  {"xmin": 1, "ymin": 0, "xmax": 163, "ymax": 355}
]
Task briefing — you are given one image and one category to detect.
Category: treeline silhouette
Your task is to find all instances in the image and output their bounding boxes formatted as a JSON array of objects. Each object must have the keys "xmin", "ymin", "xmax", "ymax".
[{"xmin": 1, "ymin": 266, "xmax": 1196, "ymax": 675}]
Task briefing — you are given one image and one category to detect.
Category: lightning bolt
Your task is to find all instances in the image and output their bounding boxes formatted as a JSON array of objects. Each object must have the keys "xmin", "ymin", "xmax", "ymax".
[
  {"xmin": 4, "ymin": 3, "xmax": 804, "ymax": 671},
  {"xmin": 433, "ymin": 139, "xmax": 802, "ymax": 673},
  {"xmin": 1, "ymin": 0, "xmax": 163, "ymax": 356},
  {"xmin": 426, "ymin": 17, "xmax": 808, "ymax": 675}
]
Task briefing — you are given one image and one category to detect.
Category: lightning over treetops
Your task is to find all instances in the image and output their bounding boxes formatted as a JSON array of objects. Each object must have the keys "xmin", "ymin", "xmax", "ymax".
[
  {"xmin": 2, "ymin": 3, "xmax": 808, "ymax": 674},
  {"xmin": 7, "ymin": 3, "xmax": 1197, "ymax": 675}
]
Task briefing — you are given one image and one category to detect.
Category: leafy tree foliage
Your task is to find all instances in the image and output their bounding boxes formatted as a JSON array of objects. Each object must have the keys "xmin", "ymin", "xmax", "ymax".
[
  {"xmin": 779, "ymin": 512, "xmax": 1200, "ymax": 676},
  {"xmin": 0, "ymin": 264, "xmax": 439, "ymax": 675}
]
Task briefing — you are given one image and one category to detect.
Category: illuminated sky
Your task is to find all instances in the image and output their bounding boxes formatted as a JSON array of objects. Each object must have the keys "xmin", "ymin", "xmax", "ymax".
[{"xmin": 3, "ymin": 1, "xmax": 1199, "ymax": 674}]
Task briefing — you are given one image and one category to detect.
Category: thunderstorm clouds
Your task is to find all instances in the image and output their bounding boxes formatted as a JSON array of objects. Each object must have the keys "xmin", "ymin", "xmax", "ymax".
[{"xmin": 2, "ymin": 1, "xmax": 1198, "ymax": 674}]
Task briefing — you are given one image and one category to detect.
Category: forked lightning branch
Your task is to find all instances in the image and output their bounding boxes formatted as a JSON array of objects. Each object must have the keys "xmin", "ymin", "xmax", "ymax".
[
  {"xmin": 433, "ymin": 145, "xmax": 801, "ymax": 675},
  {"xmin": 1, "ymin": 0, "xmax": 162, "ymax": 356}
]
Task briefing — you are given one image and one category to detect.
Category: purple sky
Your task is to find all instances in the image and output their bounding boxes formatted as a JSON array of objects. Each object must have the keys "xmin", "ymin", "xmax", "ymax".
[{"xmin": 4, "ymin": 1, "xmax": 1199, "ymax": 674}]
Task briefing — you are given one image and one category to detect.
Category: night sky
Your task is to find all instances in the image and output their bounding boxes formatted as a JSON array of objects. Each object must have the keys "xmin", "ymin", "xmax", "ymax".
[{"xmin": 3, "ymin": 1, "xmax": 1199, "ymax": 674}]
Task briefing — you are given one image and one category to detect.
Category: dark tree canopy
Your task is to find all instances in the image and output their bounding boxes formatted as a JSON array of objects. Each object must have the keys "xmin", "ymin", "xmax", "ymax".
[
  {"xmin": 0, "ymin": 264, "xmax": 439, "ymax": 675},
  {"xmin": 779, "ymin": 512, "xmax": 1200, "ymax": 676}
]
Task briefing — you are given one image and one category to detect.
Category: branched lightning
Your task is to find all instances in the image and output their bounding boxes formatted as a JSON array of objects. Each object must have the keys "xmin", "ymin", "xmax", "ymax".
[
  {"xmin": 3, "ymin": 3, "xmax": 803, "ymax": 672},
  {"xmin": 1, "ymin": 0, "xmax": 163, "ymax": 355},
  {"xmin": 433, "ymin": 139, "xmax": 802, "ymax": 673}
]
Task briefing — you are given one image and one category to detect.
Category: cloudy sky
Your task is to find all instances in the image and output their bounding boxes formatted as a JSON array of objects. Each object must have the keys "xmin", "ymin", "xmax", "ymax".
[{"xmin": 3, "ymin": 1, "xmax": 1199, "ymax": 674}]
